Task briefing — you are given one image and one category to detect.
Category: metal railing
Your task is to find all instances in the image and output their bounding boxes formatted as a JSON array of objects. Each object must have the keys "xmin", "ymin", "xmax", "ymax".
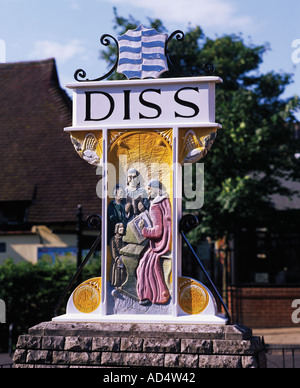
[
  {"xmin": 179, "ymin": 214, "xmax": 231, "ymax": 324},
  {"xmin": 0, "ymin": 363, "xmax": 13, "ymax": 369},
  {"xmin": 265, "ymin": 344, "xmax": 300, "ymax": 369}
]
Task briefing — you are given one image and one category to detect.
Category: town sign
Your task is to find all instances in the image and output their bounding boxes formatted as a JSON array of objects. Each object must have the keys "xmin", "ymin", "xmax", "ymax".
[{"xmin": 53, "ymin": 25, "xmax": 227, "ymax": 325}]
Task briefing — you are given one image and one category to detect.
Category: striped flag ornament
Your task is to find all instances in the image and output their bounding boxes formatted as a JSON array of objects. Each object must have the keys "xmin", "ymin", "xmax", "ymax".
[{"xmin": 117, "ymin": 25, "xmax": 169, "ymax": 80}]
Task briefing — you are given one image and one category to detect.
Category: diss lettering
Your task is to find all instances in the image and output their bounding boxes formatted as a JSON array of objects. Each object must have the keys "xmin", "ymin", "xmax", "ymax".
[{"xmin": 84, "ymin": 87, "xmax": 200, "ymax": 122}]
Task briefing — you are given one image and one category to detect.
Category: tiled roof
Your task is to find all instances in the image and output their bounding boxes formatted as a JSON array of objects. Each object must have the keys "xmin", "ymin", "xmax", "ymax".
[{"xmin": 0, "ymin": 59, "xmax": 101, "ymax": 224}]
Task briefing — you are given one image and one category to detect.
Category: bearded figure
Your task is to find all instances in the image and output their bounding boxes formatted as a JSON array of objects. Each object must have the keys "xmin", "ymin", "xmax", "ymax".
[{"xmin": 136, "ymin": 180, "xmax": 171, "ymax": 305}]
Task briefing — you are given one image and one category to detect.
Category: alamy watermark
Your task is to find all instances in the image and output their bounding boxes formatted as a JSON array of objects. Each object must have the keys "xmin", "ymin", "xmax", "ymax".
[
  {"xmin": 292, "ymin": 299, "xmax": 300, "ymax": 324},
  {"xmin": 0, "ymin": 39, "xmax": 6, "ymax": 63},
  {"xmin": 292, "ymin": 39, "xmax": 300, "ymax": 64},
  {"xmin": 96, "ymin": 160, "xmax": 204, "ymax": 211},
  {"xmin": 0, "ymin": 299, "xmax": 6, "ymax": 323}
]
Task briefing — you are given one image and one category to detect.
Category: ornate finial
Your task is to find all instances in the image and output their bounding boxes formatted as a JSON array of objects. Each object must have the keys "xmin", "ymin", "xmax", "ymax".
[{"xmin": 74, "ymin": 25, "xmax": 185, "ymax": 82}]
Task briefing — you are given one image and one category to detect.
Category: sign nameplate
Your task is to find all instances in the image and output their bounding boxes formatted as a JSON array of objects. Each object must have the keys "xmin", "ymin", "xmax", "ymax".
[{"xmin": 66, "ymin": 77, "xmax": 222, "ymax": 130}]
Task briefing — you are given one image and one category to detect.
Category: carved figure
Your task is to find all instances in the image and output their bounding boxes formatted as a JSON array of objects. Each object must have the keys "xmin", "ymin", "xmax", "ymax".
[
  {"xmin": 109, "ymin": 223, "xmax": 127, "ymax": 289},
  {"xmin": 125, "ymin": 168, "xmax": 149, "ymax": 221},
  {"xmin": 136, "ymin": 180, "xmax": 171, "ymax": 305},
  {"xmin": 108, "ymin": 185, "xmax": 126, "ymax": 242}
]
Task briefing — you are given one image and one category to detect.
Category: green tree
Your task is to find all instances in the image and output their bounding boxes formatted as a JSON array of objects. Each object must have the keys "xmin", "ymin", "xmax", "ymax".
[{"xmin": 101, "ymin": 8, "xmax": 300, "ymax": 241}]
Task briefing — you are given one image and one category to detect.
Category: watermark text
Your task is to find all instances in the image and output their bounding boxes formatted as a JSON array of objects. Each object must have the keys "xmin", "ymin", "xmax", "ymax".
[
  {"xmin": 292, "ymin": 299, "xmax": 300, "ymax": 324},
  {"xmin": 292, "ymin": 39, "xmax": 300, "ymax": 64},
  {"xmin": 96, "ymin": 160, "xmax": 204, "ymax": 210}
]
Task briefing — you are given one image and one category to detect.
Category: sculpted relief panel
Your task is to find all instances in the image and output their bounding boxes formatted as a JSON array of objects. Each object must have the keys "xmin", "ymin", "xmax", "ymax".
[{"xmin": 107, "ymin": 130, "xmax": 173, "ymax": 315}]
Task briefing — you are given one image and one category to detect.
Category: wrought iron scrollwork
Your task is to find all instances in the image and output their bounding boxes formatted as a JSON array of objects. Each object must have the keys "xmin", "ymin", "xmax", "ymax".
[
  {"xmin": 164, "ymin": 31, "xmax": 215, "ymax": 76},
  {"xmin": 202, "ymin": 63, "xmax": 215, "ymax": 75},
  {"xmin": 179, "ymin": 213, "xmax": 200, "ymax": 234},
  {"xmin": 165, "ymin": 30, "xmax": 185, "ymax": 70},
  {"xmin": 86, "ymin": 214, "xmax": 102, "ymax": 231},
  {"xmin": 179, "ymin": 214, "xmax": 231, "ymax": 324},
  {"xmin": 73, "ymin": 28, "xmax": 215, "ymax": 81},
  {"xmin": 74, "ymin": 34, "xmax": 119, "ymax": 82}
]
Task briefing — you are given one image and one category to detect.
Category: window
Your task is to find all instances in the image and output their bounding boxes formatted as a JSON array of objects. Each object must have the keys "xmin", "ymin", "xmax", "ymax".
[
  {"xmin": 0, "ymin": 201, "xmax": 31, "ymax": 227},
  {"xmin": 237, "ymin": 226, "xmax": 300, "ymax": 286}
]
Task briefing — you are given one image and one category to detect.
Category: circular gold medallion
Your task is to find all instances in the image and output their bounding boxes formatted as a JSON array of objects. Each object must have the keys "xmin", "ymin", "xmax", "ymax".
[
  {"xmin": 73, "ymin": 278, "xmax": 101, "ymax": 314},
  {"xmin": 178, "ymin": 277, "xmax": 209, "ymax": 315}
]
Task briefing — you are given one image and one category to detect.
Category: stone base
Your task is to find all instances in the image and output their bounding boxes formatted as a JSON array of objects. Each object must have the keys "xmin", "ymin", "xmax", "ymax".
[{"xmin": 13, "ymin": 321, "xmax": 267, "ymax": 369}]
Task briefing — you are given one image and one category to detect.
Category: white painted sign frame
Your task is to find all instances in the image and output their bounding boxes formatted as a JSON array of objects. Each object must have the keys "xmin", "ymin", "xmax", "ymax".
[
  {"xmin": 65, "ymin": 76, "xmax": 222, "ymax": 131},
  {"xmin": 54, "ymin": 76, "xmax": 226, "ymax": 324}
]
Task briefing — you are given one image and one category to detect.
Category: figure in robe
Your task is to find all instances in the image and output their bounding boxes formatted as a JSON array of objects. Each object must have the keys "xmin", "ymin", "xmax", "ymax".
[
  {"xmin": 109, "ymin": 223, "xmax": 127, "ymax": 290},
  {"xmin": 108, "ymin": 185, "xmax": 126, "ymax": 242},
  {"xmin": 136, "ymin": 180, "xmax": 171, "ymax": 305},
  {"xmin": 125, "ymin": 168, "xmax": 149, "ymax": 222}
]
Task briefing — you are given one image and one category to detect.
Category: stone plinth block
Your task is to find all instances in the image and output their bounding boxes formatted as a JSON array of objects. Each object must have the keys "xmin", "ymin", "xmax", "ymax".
[{"xmin": 13, "ymin": 321, "xmax": 267, "ymax": 369}]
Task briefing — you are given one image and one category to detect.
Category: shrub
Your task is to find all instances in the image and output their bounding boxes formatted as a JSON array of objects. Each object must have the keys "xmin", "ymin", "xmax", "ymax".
[{"xmin": 0, "ymin": 258, "xmax": 101, "ymax": 352}]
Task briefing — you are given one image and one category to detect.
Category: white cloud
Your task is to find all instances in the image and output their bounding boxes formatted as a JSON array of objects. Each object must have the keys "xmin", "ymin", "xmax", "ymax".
[
  {"xmin": 70, "ymin": 2, "xmax": 80, "ymax": 10},
  {"xmin": 67, "ymin": 0, "xmax": 80, "ymax": 10},
  {"xmin": 30, "ymin": 39, "xmax": 86, "ymax": 64},
  {"xmin": 107, "ymin": 0, "xmax": 252, "ymax": 30}
]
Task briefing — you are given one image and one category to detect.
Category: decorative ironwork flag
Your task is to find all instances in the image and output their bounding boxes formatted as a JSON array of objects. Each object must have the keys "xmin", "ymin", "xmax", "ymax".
[{"xmin": 117, "ymin": 25, "xmax": 169, "ymax": 80}]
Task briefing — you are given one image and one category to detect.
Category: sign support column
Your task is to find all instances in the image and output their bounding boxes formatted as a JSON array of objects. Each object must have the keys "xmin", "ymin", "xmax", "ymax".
[
  {"xmin": 172, "ymin": 125, "xmax": 181, "ymax": 317},
  {"xmin": 101, "ymin": 127, "xmax": 108, "ymax": 317}
]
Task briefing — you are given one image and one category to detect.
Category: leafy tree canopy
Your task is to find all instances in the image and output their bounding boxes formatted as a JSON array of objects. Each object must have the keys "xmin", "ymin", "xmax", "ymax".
[{"xmin": 101, "ymin": 8, "xmax": 300, "ymax": 240}]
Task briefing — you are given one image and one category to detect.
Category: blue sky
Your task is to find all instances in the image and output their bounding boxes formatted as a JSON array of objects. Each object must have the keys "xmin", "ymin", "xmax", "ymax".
[{"xmin": 1, "ymin": 0, "xmax": 299, "ymax": 116}]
